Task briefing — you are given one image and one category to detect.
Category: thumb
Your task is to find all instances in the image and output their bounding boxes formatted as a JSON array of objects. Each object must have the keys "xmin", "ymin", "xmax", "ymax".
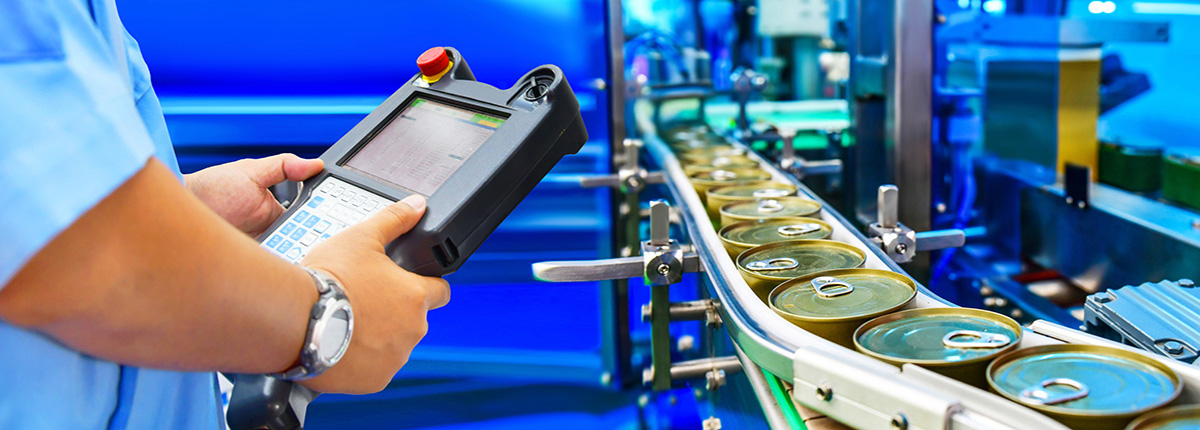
[{"xmin": 351, "ymin": 195, "xmax": 427, "ymax": 246}]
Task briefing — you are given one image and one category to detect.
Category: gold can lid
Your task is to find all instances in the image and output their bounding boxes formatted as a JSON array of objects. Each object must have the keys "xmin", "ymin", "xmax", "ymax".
[
  {"xmin": 689, "ymin": 168, "xmax": 771, "ymax": 185},
  {"xmin": 1127, "ymin": 405, "xmax": 1200, "ymax": 430},
  {"xmin": 680, "ymin": 146, "xmax": 747, "ymax": 162},
  {"xmin": 988, "ymin": 344, "xmax": 1181, "ymax": 417},
  {"xmin": 769, "ymin": 268, "xmax": 915, "ymax": 320},
  {"xmin": 708, "ymin": 182, "xmax": 798, "ymax": 200},
  {"xmin": 855, "ymin": 308, "xmax": 1020, "ymax": 365},
  {"xmin": 737, "ymin": 240, "xmax": 864, "ymax": 281},
  {"xmin": 721, "ymin": 218, "xmax": 832, "ymax": 247},
  {"xmin": 721, "ymin": 197, "xmax": 822, "ymax": 219}
]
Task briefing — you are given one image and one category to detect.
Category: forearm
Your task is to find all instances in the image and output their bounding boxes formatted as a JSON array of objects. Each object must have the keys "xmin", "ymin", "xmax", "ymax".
[{"xmin": 0, "ymin": 160, "xmax": 314, "ymax": 374}]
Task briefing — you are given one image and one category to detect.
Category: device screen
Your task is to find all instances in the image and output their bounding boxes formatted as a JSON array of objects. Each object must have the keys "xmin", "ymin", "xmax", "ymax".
[{"xmin": 343, "ymin": 98, "xmax": 508, "ymax": 196}]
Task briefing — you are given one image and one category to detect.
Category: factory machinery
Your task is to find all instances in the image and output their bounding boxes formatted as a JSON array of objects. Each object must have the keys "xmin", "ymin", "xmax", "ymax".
[{"xmin": 533, "ymin": 0, "xmax": 1200, "ymax": 429}]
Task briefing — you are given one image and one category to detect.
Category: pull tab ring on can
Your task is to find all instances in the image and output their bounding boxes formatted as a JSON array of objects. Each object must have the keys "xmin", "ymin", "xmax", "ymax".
[
  {"xmin": 711, "ymin": 170, "xmax": 738, "ymax": 181},
  {"xmin": 778, "ymin": 223, "xmax": 822, "ymax": 237},
  {"xmin": 811, "ymin": 276, "xmax": 854, "ymax": 298},
  {"xmin": 753, "ymin": 189, "xmax": 790, "ymax": 198},
  {"xmin": 941, "ymin": 330, "xmax": 1012, "ymax": 349},
  {"xmin": 757, "ymin": 199, "xmax": 784, "ymax": 214},
  {"xmin": 746, "ymin": 257, "xmax": 799, "ymax": 271},
  {"xmin": 1018, "ymin": 378, "xmax": 1089, "ymax": 405}
]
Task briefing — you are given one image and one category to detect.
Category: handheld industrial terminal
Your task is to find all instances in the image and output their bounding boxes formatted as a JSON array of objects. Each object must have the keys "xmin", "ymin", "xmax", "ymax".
[{"xmin": 227, "ymin": 46, "xmax": 588, "ymax": 430}]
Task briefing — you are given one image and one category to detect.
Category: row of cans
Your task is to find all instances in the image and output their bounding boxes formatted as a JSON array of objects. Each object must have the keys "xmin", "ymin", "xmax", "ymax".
[{"xmin": 668, "ymin": 130, "xmax": 1197, "ymax": 430}]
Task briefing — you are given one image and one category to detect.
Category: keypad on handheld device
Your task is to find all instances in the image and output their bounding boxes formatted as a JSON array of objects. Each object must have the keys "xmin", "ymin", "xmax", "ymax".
[{"xmin": 261, "ymin": 177, "xmax": 394, "ymax": 263}]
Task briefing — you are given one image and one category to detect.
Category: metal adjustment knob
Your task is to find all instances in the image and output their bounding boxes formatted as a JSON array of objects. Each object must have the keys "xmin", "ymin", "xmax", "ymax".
[
  {"xmin": 867, "ymin": 184, "xmax": 966, "ymax": 264},
  {"xmin": 778, "ymin": 129, "xmax": 843, "ymax": 179},
  {"xmin": 578, "ymin": 139, "xmax": 665, "ymax": 192}
]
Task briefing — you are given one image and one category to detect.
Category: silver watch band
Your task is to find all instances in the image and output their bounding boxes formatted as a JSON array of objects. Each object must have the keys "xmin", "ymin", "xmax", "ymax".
[{"xmin": 277, "ymin": 267, "xmax": 354, "ymax": 381}]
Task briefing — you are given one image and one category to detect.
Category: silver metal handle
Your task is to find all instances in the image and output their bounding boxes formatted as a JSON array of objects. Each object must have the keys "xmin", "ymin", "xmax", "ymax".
[
  {"xmin": 941, "ymin": 330, "xmax": 1012, "ymax": 349},
  {"xmin": 778, "ymin": 223, "xmax": 822, "ymax": 237},
  {"xmin": 532, "ymin": 254, "xmax": 703, "ymax": 283},
  {"xmin": 711, "ymin": 169, "xmax": 738, "ymax": 181},
  {"xmin": 812, "ymin": 276, "xmax": 854, "ymax": 298},
  {"xmin": 753, "ymin": 189, "xmax": 791, "ymax": 198},
  {"xmin": 915, "ymin": 229, "xmax": 967, "ymax": 252},
  {"xmin": 757, "ymin": 199, "xmax": 784, "ymax": 213},
  {"xmin": 745, "ymin": 257, "xmax": 799, "ymax": 271},
  {"xmin": 1018, "ymin": 378, "xmax": 1089, "ymax": 405},
  {"xmin": 649, "ymin": 200, "xmax": 670, "ymax": 246},
  {"xmin": 878, "ymin": 184, "xmax": 899, "ymax": 229}
]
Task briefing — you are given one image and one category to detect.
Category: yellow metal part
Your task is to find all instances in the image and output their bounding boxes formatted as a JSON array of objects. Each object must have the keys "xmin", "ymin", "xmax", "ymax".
[{"xmin": 1056, "ymin": 58, "xmax": 1100, "ymax": 179}]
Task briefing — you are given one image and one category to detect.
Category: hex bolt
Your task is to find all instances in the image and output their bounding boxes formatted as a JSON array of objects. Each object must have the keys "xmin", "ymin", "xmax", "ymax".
[
  {"xmin": 1164, "ymin": 340, "xmax": 1187, "ymax": 355},
  {"xmin": 894, "ymin": 242, "xmax": 908, "ymax": 256},
  {"xmin": 891, "ymin": 413, "xmax": 909, "ymax": 430},
  {"xmin": 1011, "ymin": 309, "xmax": 1024, "ymax": 319},
  {"xmin": 657, "ymin": 263, "xmax": 671, "ymax": 276},
  {"xmin": 816, "ymin": 383, "xmax": 833, "ymax": 401},
  {"xmin": 677, "ymin": 335, "xmax": 695, "ymax": 352}
]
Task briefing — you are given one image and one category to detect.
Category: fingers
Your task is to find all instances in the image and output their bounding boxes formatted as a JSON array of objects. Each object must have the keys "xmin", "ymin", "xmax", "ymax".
[
  {"xmin": 350, "ymin": 195, "xmax": 427, "ymax": 245},
  {"xmin": 419, "ymin": 277, "xmax": 451, "ymax": 310},
  {"xmin": 240, "ymin": 154, "xmax": 324, "ymax": 187},
  {"xmin": 283, "ymin": 156, "xmax": 324, "ymax": 182}
]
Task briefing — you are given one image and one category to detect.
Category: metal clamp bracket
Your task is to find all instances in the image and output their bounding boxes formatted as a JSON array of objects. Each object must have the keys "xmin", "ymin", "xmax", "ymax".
[
  {"xmin": 779, "ymin": 129, "xmax": 843, "ymax": 179},
  {"xmin": 867, "ymin": 185, "xmax": 967, "ymax": 264},
  {"xmin": 578, "ymin": 138, "xmax": 666, "ymax": 193}
]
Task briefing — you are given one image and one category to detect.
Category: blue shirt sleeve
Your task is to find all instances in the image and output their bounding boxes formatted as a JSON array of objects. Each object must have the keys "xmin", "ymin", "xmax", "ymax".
[{"xmin": 0, "ymin": 0, "xmax": 160, "ymax": 287}]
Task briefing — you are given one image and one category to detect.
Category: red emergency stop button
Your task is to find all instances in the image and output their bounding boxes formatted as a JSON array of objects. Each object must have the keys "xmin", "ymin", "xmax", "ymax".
[{"xmin": 417, "ymin": 47, "xmax": 451, "ymax": 82}]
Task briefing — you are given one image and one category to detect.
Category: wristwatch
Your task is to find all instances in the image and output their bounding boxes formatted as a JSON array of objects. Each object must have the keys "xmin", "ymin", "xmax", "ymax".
[{"xmin": 277, "ymin": 267, "xmax": 354, "ymax": 381}]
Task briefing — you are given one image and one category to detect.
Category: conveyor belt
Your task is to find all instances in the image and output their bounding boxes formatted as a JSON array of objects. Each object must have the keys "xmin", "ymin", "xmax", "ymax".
[{"xmin": 640, "ymin": 127, "xmax": 1200, "ymax": 429}]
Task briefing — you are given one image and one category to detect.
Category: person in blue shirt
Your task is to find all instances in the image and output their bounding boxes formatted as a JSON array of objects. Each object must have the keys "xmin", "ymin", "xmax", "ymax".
[{"xmin": 0, "ymin": 0, "xmax": 450, "ymax": 428}]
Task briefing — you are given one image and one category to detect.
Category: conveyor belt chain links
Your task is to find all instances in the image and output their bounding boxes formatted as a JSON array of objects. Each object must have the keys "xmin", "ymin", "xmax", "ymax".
[
  {"xmin": 578, "ymin": 139, "xmax": 665, "ymax": 193},
  {"xmin": 867, "ymin": 185, "xmax": 967, "ymax": 264}
]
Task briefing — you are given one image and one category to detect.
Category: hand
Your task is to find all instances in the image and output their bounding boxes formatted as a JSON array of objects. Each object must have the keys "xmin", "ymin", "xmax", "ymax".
[
  {"xmin": 297, "ymin": 195, "xmax": 451, "ymax": 394},
  {"xmin": 184, "ymin": 154, "xmax": 324, "ymax": 236}
]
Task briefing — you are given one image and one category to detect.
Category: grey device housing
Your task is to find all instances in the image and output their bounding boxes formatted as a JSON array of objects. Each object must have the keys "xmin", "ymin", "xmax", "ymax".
[
  {"xmin": 228, "ymin": 47, "xmax": 588, "ymax": 430},
  {"xmin": 255, "ymin": 46, "xmax": 588, "ymax": 276}
]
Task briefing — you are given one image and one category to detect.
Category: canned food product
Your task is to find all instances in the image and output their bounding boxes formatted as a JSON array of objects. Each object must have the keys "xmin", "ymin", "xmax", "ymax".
[
  {"xmin": 719, "ymin": 197, "xmax": 822, "ymax": 227},
  {"xmin": 1163, "ymin": 148, "xmax": 1200, "ymax": 211},
  {"xmin": 988, "ymin": 344, "xmax": 1182, "ymax": 430},
  {"xmin": 705, "ymin": 182, "xmax": 798, "ymax": 219},
  {"xmin": 689, "ymin": 168, "xmax": 772, "ymax": 204},
  {"xmin": 719, "ymin": 218, "xmax": 833, "ymax": 258},
  {"xmin": 680, "ymin": 146, "xmax": 748, "ymax": 163},
  {"xmin": 769, "ymin": 269, "xmax": 916, "ymax": 348},
  {"xmin": 1126, "ymin": 405, "xmax": 1200, "ymax": 430},
  {"xmin": 682, "ymin": 155, "xmax": 760, "ymax": 176},
  {"xmin": 1098, "ymin": 140, "xmax": 1162, "ymax": 193},
  {"xmin": 855, "ymin": 308, "xmax": 1021, "ymax": 388},
  {"xmin": 737, "ymin": 240, "xmax": 866, "ymax": 304}
]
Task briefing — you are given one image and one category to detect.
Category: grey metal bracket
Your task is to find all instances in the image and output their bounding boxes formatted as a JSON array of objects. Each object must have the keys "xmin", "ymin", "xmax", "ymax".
[
  {"xmin": 867, "ymin": 185, "xmax": 966, "ymax": 264},
  {"xmin": 578, "ymin": 138, "xmax": 666, "ymax": 193},
  {"xmin": 533, "ymin": 200, "xmax": 716, "ymax": 391},
  {"xmin": 778, "ymin": 129, "xmax": 843, "ymax": 179},
  {"xmin": 730, "ymin": 67, "xmax": 769, "ymax": 139}
]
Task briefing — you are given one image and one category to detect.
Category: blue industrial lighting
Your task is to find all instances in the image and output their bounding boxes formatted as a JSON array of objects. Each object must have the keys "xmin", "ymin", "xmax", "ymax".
[
  {"xmin": 1132, "ymin": 2, "xmax": 1200, "ymax": 14},
  {"xmin": 982, "ymin": 0, "xmax": 1006, "ymax": 14},
  {"xmin": 1089, "ymin": 0, "xmax": 1118, "ymax": 13}
]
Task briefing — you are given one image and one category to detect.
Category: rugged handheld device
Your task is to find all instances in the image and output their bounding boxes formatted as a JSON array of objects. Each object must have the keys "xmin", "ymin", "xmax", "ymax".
[{"xmin": 227, "ymin": 47, "xmax": 587, "ymax": 429}]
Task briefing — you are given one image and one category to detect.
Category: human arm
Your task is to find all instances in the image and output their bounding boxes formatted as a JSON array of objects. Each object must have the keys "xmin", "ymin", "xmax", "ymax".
[{"xmin": 0, "ymin": 159, "xmax": 449, "ymax": 394}]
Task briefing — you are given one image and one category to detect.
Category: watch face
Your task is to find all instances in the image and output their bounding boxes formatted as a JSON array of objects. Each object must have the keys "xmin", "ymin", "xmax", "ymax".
[{"xmin": 318, "ymin": 308, "xmax": 352, "ymax": 363}]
